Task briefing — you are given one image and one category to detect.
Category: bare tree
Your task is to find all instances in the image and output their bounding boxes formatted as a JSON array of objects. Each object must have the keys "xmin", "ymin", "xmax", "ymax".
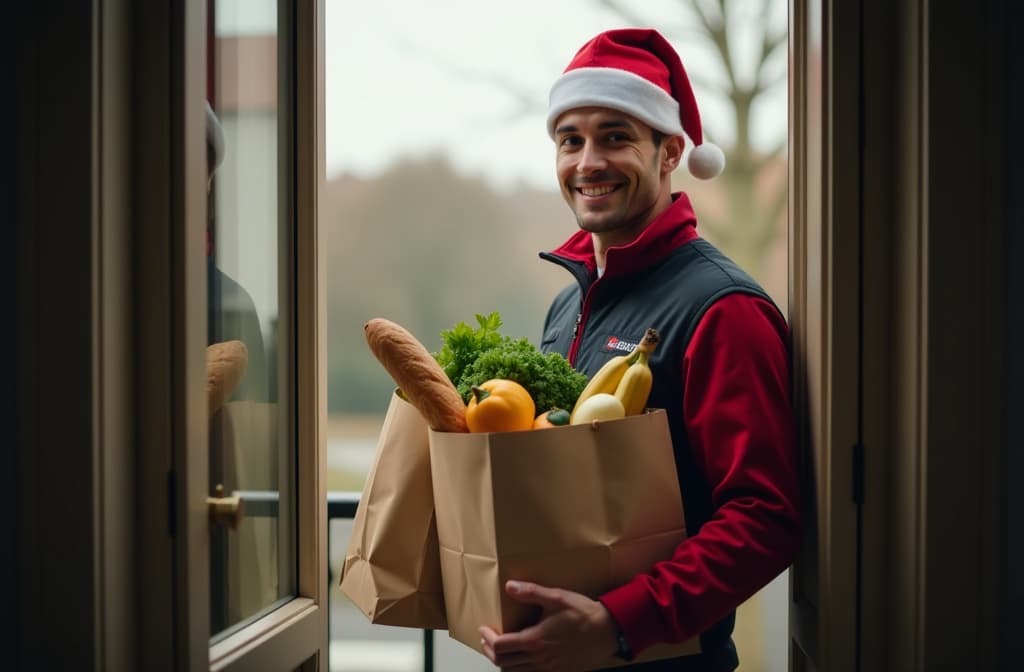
[
  {"xmin": 598, "ymin": 0, "xmax": 788, "ymax": 282},
  {"xmin": 389, "ymin": 0, "xmax": 788, "ymax": 282}
]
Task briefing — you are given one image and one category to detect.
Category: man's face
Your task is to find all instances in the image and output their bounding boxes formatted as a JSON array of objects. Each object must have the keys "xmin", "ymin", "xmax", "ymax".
[{"xmin": 554, "ymin": 107, "xmax": 681, "ymax": 243}]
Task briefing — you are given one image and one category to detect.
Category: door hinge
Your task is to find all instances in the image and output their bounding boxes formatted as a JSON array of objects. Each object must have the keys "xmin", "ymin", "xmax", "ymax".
[
  {"xmin": 167, "ymin": 469, "xmax": 177, "ymax": 537},
  {"xmin": 852, "ymin": 442, "xmax": 864, "ymax": 506}
]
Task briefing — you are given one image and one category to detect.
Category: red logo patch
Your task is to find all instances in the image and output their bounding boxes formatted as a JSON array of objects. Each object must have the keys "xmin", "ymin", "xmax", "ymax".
[{"xmin": 602, "ymin": 335, "xmax": 638, "ymax": 353}]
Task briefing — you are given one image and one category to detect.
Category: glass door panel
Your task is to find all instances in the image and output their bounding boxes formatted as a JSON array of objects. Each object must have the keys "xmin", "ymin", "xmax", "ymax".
[{"xmin": 206, "ymin": 0, "xmax": 296, "ymax": 641}]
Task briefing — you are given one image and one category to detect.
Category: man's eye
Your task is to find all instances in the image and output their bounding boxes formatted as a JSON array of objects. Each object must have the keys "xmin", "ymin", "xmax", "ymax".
[
  {"xmin": 606, "ymin": 132, "xmax": 630, "ymax": 142},
  {"xmin": 559, "ymin": 136, "xmax": 583, "ymax": 147}
]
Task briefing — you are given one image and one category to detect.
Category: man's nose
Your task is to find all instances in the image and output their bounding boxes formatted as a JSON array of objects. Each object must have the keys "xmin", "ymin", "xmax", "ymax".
[{"xmin": 576, "ymin": 142, "xmax": 607, "ymax": 174}]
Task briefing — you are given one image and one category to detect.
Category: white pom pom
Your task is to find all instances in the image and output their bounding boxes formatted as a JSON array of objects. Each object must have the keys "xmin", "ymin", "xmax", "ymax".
[{"xmin": 687, "ymin": 142, "xmax": 726, "ymax": 180}]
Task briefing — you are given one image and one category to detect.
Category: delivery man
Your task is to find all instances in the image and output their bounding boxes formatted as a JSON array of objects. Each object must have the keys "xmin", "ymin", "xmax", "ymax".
[{"xmin": 479, "ymin": 28, "xmax": 802, "ymax": 672}]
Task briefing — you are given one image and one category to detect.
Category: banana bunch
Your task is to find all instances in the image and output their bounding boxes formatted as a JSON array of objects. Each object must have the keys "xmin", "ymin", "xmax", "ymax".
[{"xmin": 570, "ymin": 328, "xmax": 660, "ymax": 423}]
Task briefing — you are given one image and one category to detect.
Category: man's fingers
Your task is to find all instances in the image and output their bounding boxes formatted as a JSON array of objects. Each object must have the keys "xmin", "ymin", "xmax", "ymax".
[
  {"xmin": 479, "ymin": 625, "xmax": 500, "ymax": 645},
  {"xmin": 479, "ymin": 626, "xmax": 499, "ymax": 664},
  {"xmin": 489, "ymin": 629, "xmax": 537, "ymax": 656},
  {"xmin": 504, "ymin": 580, "xmax": 566, "ymax": 610},
  {"xmin": 482, "ymin": 640, "xmax": 534, "ymax": 669},
  {"xmin": 480, "ymin": 625, "xmax": 533, "ymax": 666},
  {"xmin": 479, "ymin": 624, "xmax": 548, "ymax": 668}
]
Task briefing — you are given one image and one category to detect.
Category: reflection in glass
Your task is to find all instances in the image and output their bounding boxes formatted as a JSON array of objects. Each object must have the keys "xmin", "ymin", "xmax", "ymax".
[{"xmin": 206, "ymin": 0, "xmax": 295, "ymax": 640}]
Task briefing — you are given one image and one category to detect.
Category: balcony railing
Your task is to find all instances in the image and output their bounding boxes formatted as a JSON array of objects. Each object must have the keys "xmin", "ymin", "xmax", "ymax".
[{"xmin": 239, "ymin": 490, "xmax": 435, "ymax": 671}]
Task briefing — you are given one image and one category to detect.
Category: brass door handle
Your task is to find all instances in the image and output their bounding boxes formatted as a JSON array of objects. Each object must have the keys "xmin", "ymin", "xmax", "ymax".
[{"xmin": 207, "ymin": 484, "xmax": 244, "ymax": 530}]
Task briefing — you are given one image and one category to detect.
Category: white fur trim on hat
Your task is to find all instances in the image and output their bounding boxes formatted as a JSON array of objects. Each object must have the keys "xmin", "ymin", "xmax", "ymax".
[{"xmin": 547, "ymin": 67, "xmax": 684, "ymax": 139}]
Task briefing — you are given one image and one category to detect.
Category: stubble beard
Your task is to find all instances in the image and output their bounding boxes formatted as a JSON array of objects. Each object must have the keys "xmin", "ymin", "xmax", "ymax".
[
  {"xmin": 574, "ymin": 209, "xmax": 630, "ymax": 234},
  {"xmin": 571, "ymin": 195, "xmax": 654, "ymax": 239}
]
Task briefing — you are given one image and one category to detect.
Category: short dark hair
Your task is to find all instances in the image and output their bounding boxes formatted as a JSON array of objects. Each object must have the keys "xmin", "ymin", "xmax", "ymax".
[{"xmin": 651, "ymin": 129, "xmax": 666, "ymax": 147}]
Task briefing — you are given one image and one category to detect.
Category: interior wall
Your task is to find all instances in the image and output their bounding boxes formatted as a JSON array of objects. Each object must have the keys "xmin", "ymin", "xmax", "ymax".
[
  {"xmin": 15, "ymin": 1, "xmax": 98, "ymax": 668},
  {"xmin": 1000, "ymin": 0, "xmax": 1023, "ymax": 663},
  {"xmin": 4, "ymin": 7, "xmax": 20, "ymax": 672}
]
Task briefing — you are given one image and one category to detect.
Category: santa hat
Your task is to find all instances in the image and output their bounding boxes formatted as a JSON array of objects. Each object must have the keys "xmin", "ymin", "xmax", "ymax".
[{"xmin": 547, "ymin": 28, "xmax": 725, "ymax": 180}]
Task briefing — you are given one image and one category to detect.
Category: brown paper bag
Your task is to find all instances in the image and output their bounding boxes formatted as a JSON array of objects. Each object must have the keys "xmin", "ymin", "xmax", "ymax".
[
  {"xmin": 339, "ymin": 391, "xmax": 447, "ymax": 629},
  {"xmin": 429, "ymin": 409, "xmax": 700, "ymax": 667}
]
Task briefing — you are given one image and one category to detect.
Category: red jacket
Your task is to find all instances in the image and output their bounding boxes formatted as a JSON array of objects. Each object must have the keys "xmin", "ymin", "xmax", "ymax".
[{"xmin": 540, "ymin": 193, "xmax": 802, "ymax": 661}]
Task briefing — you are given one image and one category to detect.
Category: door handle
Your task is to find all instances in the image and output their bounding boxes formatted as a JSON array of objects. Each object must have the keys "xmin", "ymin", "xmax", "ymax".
[{"xmin": 207, "ymin": 484, "xmax": 244, "ymax": 530}]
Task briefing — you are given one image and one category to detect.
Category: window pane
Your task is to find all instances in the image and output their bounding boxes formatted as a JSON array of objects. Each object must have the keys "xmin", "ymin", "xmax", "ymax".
[{"xmin": 207, "ymin": 0, "xmax": 296, "ymax": 640}]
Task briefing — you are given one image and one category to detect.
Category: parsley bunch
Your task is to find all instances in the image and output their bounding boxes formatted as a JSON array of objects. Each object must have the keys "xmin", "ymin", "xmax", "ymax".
[{"xmin": 434, "ymin": 312, "xmax": 586, "ymax": 412}]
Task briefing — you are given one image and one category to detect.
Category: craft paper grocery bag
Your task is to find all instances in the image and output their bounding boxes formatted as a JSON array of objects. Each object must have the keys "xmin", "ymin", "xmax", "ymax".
[
  {"xmin": 339, "ymin": 391, "xmax": 447, "ymax": 629},
  {"xmin": 429, "ymin": 409, "xmax": 700, "ymax": 667}
]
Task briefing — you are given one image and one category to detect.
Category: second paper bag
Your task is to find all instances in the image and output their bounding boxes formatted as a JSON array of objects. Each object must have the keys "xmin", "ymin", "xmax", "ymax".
[
  {"xmin": 429, "ymin": 409, "xmax": 700, "ymax": 667},
  {"xmin": 339, "ymin": 391, "xmax": 446, "ymax": 629}
]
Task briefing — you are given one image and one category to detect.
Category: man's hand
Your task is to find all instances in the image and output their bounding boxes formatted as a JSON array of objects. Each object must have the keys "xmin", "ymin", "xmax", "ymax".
[{"xmin": 478, "ymin": 580, "xmax": 620, "ymax": 671}]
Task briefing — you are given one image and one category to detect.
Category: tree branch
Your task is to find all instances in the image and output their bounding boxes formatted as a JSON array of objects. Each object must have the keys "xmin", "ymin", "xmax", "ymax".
[
  {"xmin": 693, "ymin": 0, "xmax": 737, "ymax": 91},
  {"xmin": 753, "ymin": 68, "xmax": 787, "ymax": 98},
  {"xmin": 394, "ymin": 38, "xmax": 546, "ymax": 120},
  {"xmin": 753, "ymin": 31, "xmax": 788, "ymax": 90}
]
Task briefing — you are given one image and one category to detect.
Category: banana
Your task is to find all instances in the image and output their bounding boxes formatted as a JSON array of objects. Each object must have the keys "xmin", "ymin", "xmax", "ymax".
[
  {"xmin": 570, "ymin": 351, "xmax": 638, "ymax": 423},
  {"xmin": 614, "ymin": 328, "xmax": 660, "ymax": 416}
]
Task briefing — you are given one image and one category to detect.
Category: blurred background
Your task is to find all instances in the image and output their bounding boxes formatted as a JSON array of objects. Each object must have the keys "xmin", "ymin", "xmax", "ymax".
[{"xmin": 321, "ymin": 1, "xmax": 790, "ymax": 669}]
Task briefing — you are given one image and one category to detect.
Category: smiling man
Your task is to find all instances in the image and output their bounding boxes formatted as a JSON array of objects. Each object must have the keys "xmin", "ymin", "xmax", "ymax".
[
  {"xmin": 478, "ymin": 29, "xmax": 802, "ymax": 672},
  {"xmin": 555, "ymin": 109, "xmax": 675, "ymax": 249}
]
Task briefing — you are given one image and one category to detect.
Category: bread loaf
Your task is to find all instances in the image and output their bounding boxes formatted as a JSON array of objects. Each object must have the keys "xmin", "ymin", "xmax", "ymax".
[
  {"xmin": 364, "ymin": 318, "xmax": 469, "ymax": 433},
  {"xmin": 207, "ymin": 340, "xmax": 249, "ymax": 416}
]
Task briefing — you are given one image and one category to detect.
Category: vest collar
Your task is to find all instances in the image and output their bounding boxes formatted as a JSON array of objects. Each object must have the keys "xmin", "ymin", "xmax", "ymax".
[{"xmin": 546, "ymin": 192, "xmax": 699, "ymax": 278}]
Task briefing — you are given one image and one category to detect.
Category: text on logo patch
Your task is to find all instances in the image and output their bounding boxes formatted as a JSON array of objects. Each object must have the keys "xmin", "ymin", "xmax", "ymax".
[{"xmin": 603, "ymin": 335, "xmax": 639, "ymax": 354}]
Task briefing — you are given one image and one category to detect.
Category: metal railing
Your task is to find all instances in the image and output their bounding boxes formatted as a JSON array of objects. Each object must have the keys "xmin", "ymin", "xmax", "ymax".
[{"xmin": 326, "ymin": 492, "xmax": 435, "ymax": 672}]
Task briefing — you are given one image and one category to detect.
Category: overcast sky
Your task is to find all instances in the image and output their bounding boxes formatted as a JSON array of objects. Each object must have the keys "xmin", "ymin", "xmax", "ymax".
[
  {"xmin": 323, "ymin": 0, "xmax": 787, "ymax": 192},
  {"xmin": 213, "ymin": 0, "xmax": 788, "ymax": 190}
]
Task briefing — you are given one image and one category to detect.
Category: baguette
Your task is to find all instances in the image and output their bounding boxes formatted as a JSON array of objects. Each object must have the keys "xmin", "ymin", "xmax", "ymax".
[
  {"xmin": 364, "ymin": 318, "xmax": 469, "ymax": 433},
  {"xmin": 207, "ymin": 340, "xmax": 249, "ymax": 417}
]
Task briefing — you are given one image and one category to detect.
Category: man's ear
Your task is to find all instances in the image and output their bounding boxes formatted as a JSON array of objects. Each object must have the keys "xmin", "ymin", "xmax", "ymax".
[{"xmin": 661, "ymin": 135, "xmax": 684, "ymax": 175}]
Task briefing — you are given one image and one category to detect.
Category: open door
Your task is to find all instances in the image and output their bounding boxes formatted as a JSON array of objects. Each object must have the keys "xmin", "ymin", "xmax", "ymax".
[{"xmin": 134, "ymin": 0, "xmax": 327, "ymax": 669}]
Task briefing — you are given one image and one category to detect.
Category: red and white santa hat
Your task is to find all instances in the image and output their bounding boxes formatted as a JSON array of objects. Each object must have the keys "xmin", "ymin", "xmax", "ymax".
[{"xmin": 547, "ymin": 28, "xmax": 725, "ymax": 180}]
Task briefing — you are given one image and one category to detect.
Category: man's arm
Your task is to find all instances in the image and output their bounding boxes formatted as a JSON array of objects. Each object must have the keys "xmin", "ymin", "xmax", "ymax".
[
  {"xmin": 599, "ymin": 292, "xmax": 802, "ymax": 654},
  {"xmin": 480, "ymin": 293, "xmax": 801, "ymax": 667}
]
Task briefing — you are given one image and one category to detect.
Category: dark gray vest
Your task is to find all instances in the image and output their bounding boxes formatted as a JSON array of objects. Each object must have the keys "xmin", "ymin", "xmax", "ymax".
[{"xmin": 540, "ymin": 238, "xmax": 779, "ymax": 671}]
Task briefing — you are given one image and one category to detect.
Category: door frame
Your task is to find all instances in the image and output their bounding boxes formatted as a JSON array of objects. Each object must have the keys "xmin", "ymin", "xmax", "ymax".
[
  {"xmin": 788, "ymin": 0, "xmax": 1007, "ymax": 669},
  {"xmin": 788, "ymin": 0, "xmax": 860, "ymax": 668}
]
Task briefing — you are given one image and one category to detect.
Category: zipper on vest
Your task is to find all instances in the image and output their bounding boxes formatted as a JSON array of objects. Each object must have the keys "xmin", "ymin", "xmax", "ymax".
[
  {"xmin": 538, "ymin": 251, "xmax": 593, "ymax": 367},
  {"xmin": 568, "ymin": 313, "xmax": 582, "ymax": 365},
  {"xmin": 568, "ymin": 291, "xmax": 594, "ymax": 366}
]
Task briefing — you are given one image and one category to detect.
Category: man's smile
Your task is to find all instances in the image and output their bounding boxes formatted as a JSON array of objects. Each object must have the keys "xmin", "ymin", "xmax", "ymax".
[{"xmin": 574, "ymin": 181, "xmax": 625, "ymax": 199}]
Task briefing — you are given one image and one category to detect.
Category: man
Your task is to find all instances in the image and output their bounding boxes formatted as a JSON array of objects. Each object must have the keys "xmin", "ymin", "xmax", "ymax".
[
  {"xmin": 205, "ymin": 101, "xmax": 270, "ymax": 632},
  {"xmin": 479, "ymin": 28, "xmax": 801, "ymax": 671}
]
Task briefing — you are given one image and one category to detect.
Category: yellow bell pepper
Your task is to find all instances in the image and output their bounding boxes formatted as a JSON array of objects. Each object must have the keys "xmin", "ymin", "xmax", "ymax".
[{"xmin": 466, "ymin": 379, "xmax": 535, "ymax": 433}]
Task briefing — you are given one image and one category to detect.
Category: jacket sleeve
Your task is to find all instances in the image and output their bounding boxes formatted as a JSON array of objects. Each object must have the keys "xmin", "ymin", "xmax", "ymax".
[{"xmin": 599, "ymin": 292, "xmax": 802, "ymax": 654}]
